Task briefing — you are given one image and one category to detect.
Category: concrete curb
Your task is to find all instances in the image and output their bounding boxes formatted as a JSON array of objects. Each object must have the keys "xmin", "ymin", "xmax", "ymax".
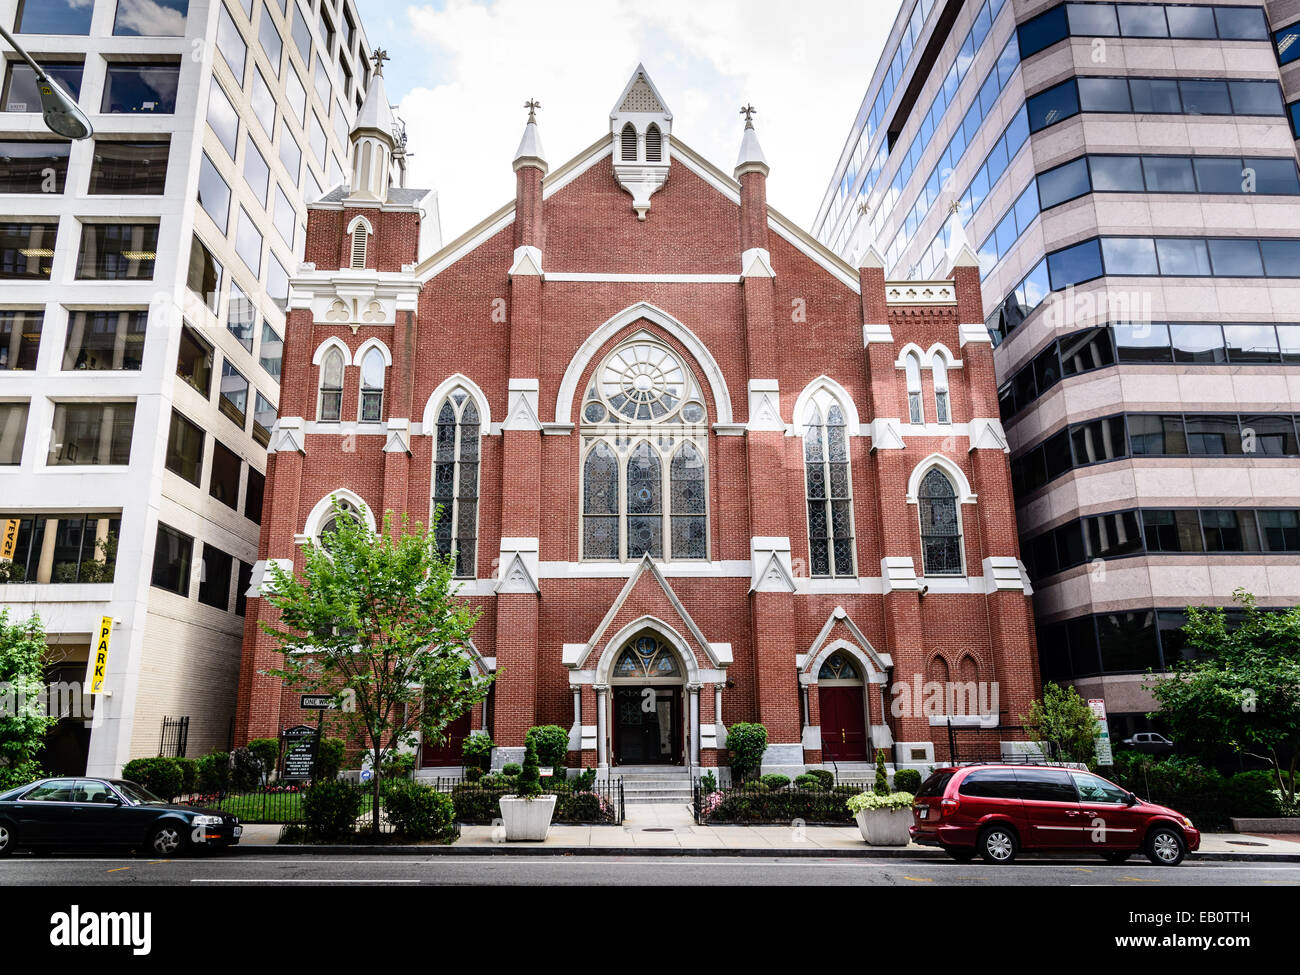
[{"xmin": 228, "ymin": 844, "xmax": 1300, "ymax": 863}]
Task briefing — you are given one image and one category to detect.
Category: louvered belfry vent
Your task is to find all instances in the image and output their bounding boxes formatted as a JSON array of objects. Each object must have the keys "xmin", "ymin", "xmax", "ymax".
[
  {"xmin": 350, "ymin": 225, "xmax": 368, "ymax": 268},
  {"xmin": 620, "ymin": 123, "xmax": 637, "ymax": 161},
  {"xmin": 646, "ymin": 124, "xmax": 662, "ymax": 162}
]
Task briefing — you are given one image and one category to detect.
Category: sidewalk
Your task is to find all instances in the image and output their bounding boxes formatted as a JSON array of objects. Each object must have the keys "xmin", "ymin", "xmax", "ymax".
[{"xmin": 234, "ymin": 804, "xmax": 1300, "ymax": 859}]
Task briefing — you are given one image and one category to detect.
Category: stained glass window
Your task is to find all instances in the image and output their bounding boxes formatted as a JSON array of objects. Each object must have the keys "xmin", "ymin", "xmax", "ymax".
[
  {"xmin": 613, "ymin": 635, "xmax": 681, "ymax": 678},
  {"xmin": 919, "ymin": 468, "xmax": 962, "ymax": 575},
  {"xmin": 583, "ymin": 443, "xmax": 618, "ymax": 559},
  {"xmin": 319, "ymin": 498, "xmax": 360, "ymax": 552},
  {"xmin": 804, "ymin": 397, "xmax": 855, "ymax": 577},
  {"xmin": 579, "ymin": 339, "xmax": 708, "ymax": 561},
  {"xmin": 431, "ymin": 389, "xmax": 479, "ymax": 577},
  {"xmin": 818, "ymin": 652, "xmax": 860, "ymax": 681}
]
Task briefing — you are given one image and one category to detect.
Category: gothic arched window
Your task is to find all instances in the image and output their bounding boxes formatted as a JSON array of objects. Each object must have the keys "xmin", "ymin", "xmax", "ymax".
[
  {"xmin": 318, "ymin": 497, "xmax": 362, "ymax": 552},
  {"xmin": 318, "ymin": 346, "xmax": 345, "ymax": 422},
  {"xmin": 432, "ymin": 388, "xmax": 480, "ymax": 577},
  {"xmin": 905, "ymin": 352, "xmax": 923, "ymax": 424},
  {"xmin": 579, "ymin": 339, "xmax": 708, "ymax": 561},
  {"xmin": 818, "ymin": 651, "xmax": 861, "ymax": 681},
  {"xmin": 359, "ymin": 347, "xmax": 386, "ymax": 422},
  {"xmin": 918, "ymin": 468, "xmax": 962, "ymax": 576},
  {"xmin": 613, "ymin": 635, "xmax": 680, "ymax": 678},
  {"xmin": 620, "ymin": 123, "xmax": 637, "ymax": 161},
  {"xmin": 932, "ymin": 353, "xmax": 950, "ymax": 424},
  {"xmin": 803, "ymin": 393, "xmax": 854, "ymax": 577}
]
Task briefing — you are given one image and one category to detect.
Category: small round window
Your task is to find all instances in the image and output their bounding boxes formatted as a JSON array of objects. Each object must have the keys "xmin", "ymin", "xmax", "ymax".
[{"xmin": 681, "ymin": 401, "xmax": 705, "ymax": 423}]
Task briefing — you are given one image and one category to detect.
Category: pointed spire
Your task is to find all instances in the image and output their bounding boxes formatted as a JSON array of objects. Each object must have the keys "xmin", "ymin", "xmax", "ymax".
[
  {"xmin": 352, "ymin": 48, "xmax": 396, "ymax": 145},
  {"xmin": 512, "ymin": 98, "xmax": 548, "ymax": 175},
  {"xmin": 855, "ymin": 200, "xmax": 884, "ymax": 270},
  {"xmin": 943, "ymin": 200, "xmax": 979, "ymax": 274},
  {"xmin": 734, "ymin": 103, "xmax": 769, "ymax": 179}
]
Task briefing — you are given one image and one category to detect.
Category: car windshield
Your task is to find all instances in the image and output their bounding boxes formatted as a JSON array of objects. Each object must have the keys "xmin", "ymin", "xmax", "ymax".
[{"xmin": 115, "ymin": 781, "xmax": 164, "ymax": 805}]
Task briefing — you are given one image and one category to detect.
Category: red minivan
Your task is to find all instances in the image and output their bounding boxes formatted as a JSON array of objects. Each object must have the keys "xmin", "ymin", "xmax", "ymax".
[{"xmin": 910, "ymin": 764, "xmax": 1200, "ymax": 865}]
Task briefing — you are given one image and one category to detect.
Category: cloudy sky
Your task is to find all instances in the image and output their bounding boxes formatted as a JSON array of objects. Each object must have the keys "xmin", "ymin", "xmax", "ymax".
[{"xmin": 359, "ymin": 0, "xmax": 896, "ymax": 242}]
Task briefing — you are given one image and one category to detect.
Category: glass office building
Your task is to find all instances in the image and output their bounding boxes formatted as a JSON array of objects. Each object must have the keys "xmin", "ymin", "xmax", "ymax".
[
  {"xmin": 813, "ymin": 0, "xmax": 1300, "ymax": 734},
  {"xmin": 0, "ymin": 0, "xmax": 406, "ymax": 775}
]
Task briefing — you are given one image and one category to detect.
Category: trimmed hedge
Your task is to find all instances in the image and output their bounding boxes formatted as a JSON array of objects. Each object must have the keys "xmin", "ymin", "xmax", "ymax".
[
  {"xmin": 893, "ymin": 768, "xmax": 923, "ymax": 794},
  {"xmin": 121, "ymin": 757, "xmax": 183, "ymax": 800},
  {"xmin": 301, "ymin": 780, "xmax": 364, "ymax": 841},
  {"xmin": 700, "ymin": 785, "xmax": 858, "ymax": 824},
  {"xmin": 384, "ymin": 781, "xmax": 457, "ymax": 840}
]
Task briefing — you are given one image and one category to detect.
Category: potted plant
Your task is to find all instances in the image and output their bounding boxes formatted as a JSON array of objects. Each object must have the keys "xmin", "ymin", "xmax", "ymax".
[
  {"xmin": 847, "ymin": 789, "xmax": 915, "ymax": 846},
  {"xmin": 497, "ymin": 739, "xmax": 556, "ymax": 841}
]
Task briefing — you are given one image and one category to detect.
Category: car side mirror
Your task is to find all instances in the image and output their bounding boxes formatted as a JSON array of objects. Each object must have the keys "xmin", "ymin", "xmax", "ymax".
[
  {"xmin": 1125, "ymin": 792, "xmax": 1138, "ymax": 806},
  {"xmin": 101, "ymin": 794, "xmax": 123, "ymax": 805}
]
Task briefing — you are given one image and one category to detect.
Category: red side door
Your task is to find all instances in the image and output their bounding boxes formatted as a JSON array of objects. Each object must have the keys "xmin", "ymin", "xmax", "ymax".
[
  {"xmin": 820, "ymin": 686, "xmax": 869, "ymax": 761},
  {"xmin": 420, "ymin": 712, "xmax": 472, "ymax": 767}
]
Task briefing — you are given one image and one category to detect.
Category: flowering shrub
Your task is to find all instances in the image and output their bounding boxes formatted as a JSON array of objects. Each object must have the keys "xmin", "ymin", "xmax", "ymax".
[{"xmin": 846, "ymin": 790, "xmax": 915, "ymax": 813}]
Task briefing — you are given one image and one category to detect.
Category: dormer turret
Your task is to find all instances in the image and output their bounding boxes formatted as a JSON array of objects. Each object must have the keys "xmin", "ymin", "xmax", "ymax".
[{"xmin": 610, "ymin": 64, "xmax": 672, "ymax": 220}]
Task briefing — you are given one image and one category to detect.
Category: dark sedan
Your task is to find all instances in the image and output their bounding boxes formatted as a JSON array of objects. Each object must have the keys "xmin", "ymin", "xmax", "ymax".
[{"xmin": 0, "ymin": 777, "xmax": 241, "ymax": 856}]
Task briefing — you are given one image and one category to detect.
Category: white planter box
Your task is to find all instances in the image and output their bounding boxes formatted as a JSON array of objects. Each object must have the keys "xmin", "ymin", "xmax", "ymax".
[
  {"xmin": 499, "ymin": 794, "xmax": 557, "ymax": 841},
  {"xmin": 854, "ymin": 807, "xmax": 911, "ymax": 846}
]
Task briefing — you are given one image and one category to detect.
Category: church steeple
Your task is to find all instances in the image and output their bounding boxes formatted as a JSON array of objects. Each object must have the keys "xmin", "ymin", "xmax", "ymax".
[
  {"xmin": 348, "ymin": 49, "xmax": 397, "ymax": 202},
  {"xmin": 512, "ymin": 98, "xmax": 548, "ymax": 175}
]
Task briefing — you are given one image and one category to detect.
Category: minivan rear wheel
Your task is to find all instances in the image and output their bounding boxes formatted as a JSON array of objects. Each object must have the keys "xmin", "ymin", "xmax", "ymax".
[
  {"xmin": 1145, "ymin": 826, "xmax": 1185, "ymax": 866},
  {"xmin": 977, "ymin": 824, "xmax": 1018, "ymax": 864}
]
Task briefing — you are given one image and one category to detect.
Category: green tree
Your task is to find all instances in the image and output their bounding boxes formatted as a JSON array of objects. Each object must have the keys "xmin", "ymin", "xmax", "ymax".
[
  {"xmin": 262, "ymin": 499, "xmax": 493, "ymax": 834},
  {"xmin": 1021, "ymin": 682, "xmax": 1100, "ymax": 767},
  {"xmin": 0, "ymin": 609, "xmax": 54, "ymax": 789},
  {"xmin": 1148, "ymin": 589, "xmax": 1300, "ymax": 806}
]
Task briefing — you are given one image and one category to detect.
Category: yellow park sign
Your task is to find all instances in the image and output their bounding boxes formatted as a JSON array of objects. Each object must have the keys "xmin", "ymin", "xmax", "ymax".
[
  {"xmin": 1, "ymin": 518, "xmax": 17, "ymax": 561},
  {"xmin": 90, "ymin": 616, "xmax": 114, "ymax": 695}
]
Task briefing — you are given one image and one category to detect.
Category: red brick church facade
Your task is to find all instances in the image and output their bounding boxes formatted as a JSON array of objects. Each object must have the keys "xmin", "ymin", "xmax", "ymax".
[{"xmin": 234, "ymin": 65, "xmax": 1040, "ymax": 775}]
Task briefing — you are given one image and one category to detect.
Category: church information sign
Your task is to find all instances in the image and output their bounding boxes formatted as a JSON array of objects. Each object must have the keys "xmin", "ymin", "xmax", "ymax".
[{"xmin": 282, "ymin": 725, "xmax": 318, "ymax": 781}]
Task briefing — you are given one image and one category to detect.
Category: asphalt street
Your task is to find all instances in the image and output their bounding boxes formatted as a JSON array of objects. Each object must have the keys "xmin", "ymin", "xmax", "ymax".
[{"xmin": 2, "ymin": 854, "xmax": 1298, "ymax": 885}]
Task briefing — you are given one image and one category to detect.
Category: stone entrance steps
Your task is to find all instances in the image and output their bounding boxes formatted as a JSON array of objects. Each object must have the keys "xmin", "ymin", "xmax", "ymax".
[{"xmin": 614, "ymin": 766, "xmax": 694, "ymax": 805}]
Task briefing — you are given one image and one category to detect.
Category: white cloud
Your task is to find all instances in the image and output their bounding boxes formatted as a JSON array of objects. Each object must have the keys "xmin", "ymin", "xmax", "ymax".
[{"xmin": 392, "ymin": 0, "xmax": 890, "ymax": 243}]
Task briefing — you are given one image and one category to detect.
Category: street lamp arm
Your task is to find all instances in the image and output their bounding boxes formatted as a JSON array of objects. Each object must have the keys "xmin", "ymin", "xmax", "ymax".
[{"xmin": 0, "ymin": 22, "xmax": 94, "ymax": 140}]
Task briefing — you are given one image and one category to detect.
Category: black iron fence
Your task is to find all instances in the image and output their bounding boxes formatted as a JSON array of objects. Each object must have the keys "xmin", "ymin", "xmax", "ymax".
[
  {"xmin": 159, "ymin": 715, "xmax": 189, "ymax": 758},
  {"xmin": 178, "ymin": 773, "xmax": 625, "ymax": 826}
]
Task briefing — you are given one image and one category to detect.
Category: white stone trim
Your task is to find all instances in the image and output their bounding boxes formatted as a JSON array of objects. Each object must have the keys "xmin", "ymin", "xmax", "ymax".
[
  {"xmin": 352, "ymin": 336, "xmax": 393, "ymax": 367},
  {"xmin": 894, "ymin": 342, "xmax": 961, "ymax": 370},
  {"xmin": 805, "ymin": 609, "xmax": 892, "ymax": 677},
  {"xmin": 503, "ymin": 378, "xmax": 541, "ymax": 432},
  {"xmin": 904, "ymin": 453, "xmax": 977, "ymax": 505},
  {"xmin": 383, "ymin": 418, "xmax": 411, "ymax": 454},
  {"xmin": 509, "ymin": 245, "xmax": 543, "ymax": 277},
  {"xmin": 740, "ymin": 247, "xmax": 774, "ymax": 278},
  {"xmin": 867, "ymin": 417, "xmax": 905, "ymax": 450},
  {"xmin": 750, "ymin": 536, "xmax": 796, "ymax": 593},
  {"xmin": 345, "ymin": 214, "xmax": 375, "ymax": 236},
  {"xmin": 982, "ymin": 555, "xmax": 1033, "ymax": 594},
  {"xmin": 496, "ymin": 537, "xmax": 540, "ymax": 594},
  {"xmin": 311, "ymin": 335, "xmax": 351, "ymax": 366},
  {"xmin": 884, "ymin": 280, "xmax": 956, "ymax": 305},
  {"xmin": 862, "ymin": 321, "xmax": 894, "ymax": 344},
  {"xmin": 881, "ymin": 556, "xmax": 921, "ymax": 593},
  {"xmin": 959, "ymin": 322, "xmax": 992, "ymax": 346},
  {"xmin": 303, "ymin": 488, "xmax": 378, "ymax": 541},
  {"xmin": 746, "ymin": 379, "xmax": 783, "ymax": 432},
  {"xmin": 968, "ymin": 417, "xmax": 1010, "ymax": 453},
  {"xmin": 787, "ymin": 375, "xmax": 864, "ymax": 437},
  {"xmin": 554, "ymin": 303, "xmax": 734, "ymax": 426},
  {"xmin": 420, "ymin": 373, "xmax": 493, "ymax": 434}
]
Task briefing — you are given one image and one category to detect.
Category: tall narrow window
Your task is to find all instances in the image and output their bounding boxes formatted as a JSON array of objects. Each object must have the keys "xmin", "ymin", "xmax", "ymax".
[
  {"xmin": 620, "ymin": 123, "xmax": 637, "ymax": 161},
  {"xmin": 932, "ymin": 353, "xmax": 950, "ymax": 423},
  {"xmin": 318, "ymin": 346, "xmax": 344, "ymax": 421},
  {"xmin": 670, "ymin": 442, "xmax": 705, "ymax": 559},
  {"xmin": 645, "ymin": 124, "xmax": 662, "ymax": 162},
  {"xmin": 804, "ymin": 399, "xmax": 855, "ymax": 577},
  {"xmin": 919, "ymin": 468, "xmax": 962, "ymax": 575},
  {"xmin": 358, "ymin": 347, "xmax": 385, "ymax": 422},
  {"xmin": 583, "ymin": 442, "xmax": 619, "ymax": 560},
  {"xmin": 905, "ymin": 353, "xmax": 924, "ymax": 423},
  {"xmin": 350, "ymin": 222, "xmax": 367, "ymax": 268},
  {"xmin": 431, "ymin": 389, "xmax": 480, "ymax": 577},
  {"xmin": 626, "ymin": 441, "xmax": 662, "ymax": 559}
]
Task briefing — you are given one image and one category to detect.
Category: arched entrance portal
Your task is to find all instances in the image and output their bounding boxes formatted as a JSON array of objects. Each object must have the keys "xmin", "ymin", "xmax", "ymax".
[
  {"xmin": 610, "ymin": 634, "xmax": 684, "ymax": 765},
  {"xmin": 818, "ymin": 651, "xmax": 869, "ymax": 761}
]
